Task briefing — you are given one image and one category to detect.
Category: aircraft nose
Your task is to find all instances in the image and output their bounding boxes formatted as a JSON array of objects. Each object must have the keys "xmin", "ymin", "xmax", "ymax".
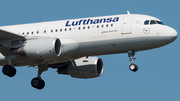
[{"xmin": 167, "ymin": 27, "xmax": 178, "ymax": 41}]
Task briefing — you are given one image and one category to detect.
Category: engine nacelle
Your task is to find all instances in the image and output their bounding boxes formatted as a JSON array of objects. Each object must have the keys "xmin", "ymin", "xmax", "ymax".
[
  {"xmin": 57, "ymin": 57, "xmax": 104, "ymax": 79},
  {"xmin": 16, "ymin": 37, "xmax": 61, "ymax": 59}
]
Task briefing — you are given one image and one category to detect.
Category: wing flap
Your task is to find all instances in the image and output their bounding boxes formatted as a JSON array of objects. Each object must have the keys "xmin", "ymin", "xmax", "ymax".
[
  {"xmin": 0, "ymin": 29, "xmax": 26, "ymax": 49},
  {"xmin": 0, "ymin": 47, "xmax": 9, "ymax": 56}
]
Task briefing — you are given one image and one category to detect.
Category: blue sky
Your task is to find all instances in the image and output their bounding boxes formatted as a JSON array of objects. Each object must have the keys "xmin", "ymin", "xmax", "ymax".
[{"xmin": 0, "ymin": 0, "xmax": 179, "ymax": 101}]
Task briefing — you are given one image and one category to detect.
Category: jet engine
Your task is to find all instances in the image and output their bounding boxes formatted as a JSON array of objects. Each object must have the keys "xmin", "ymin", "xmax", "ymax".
[
  {"xmin": 15, "ymin": 37, "xmax": 61, "ymax": 59},
  {"xmin": 57, "ymin": 57, "xmax": 104, "ymax": 79}
]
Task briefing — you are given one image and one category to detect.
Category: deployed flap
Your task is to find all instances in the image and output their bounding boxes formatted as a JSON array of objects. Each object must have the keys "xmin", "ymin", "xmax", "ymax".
[
  {"xmin": 0, "ymin": 29, "xmax": 26, "ymax": 49},
  {"xmin": 0, "ymin": 29, "xmax": 25, "ymax": 40},
  {"xmin": 0, "ymin": 47, "xmax": 9, "ymax": 56}
]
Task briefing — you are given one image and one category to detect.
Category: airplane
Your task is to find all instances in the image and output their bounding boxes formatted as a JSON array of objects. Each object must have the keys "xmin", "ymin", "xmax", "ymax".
[{"xmin": 0, "ymin": 11, "xmax": 177, "ymax": 90}]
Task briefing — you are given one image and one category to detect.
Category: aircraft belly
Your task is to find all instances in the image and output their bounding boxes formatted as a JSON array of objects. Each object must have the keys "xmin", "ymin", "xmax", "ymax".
[
  {"xmin": 76, "ymin": 36, "xmax": 170, "ymax": 56},
  {"xmin": 115, "ymin": 36, "xmax": 170, "ymax": 52}
]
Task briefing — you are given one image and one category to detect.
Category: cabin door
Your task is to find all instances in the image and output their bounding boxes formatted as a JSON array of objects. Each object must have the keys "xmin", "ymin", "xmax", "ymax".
[{"xmin": 122, "ymin": 16, "xmax": 132, "ymax": 34}]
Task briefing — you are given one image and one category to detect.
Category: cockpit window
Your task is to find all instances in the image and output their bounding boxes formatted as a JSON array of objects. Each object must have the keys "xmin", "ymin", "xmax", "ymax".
[
  {"xmin": 156, "ymin": 21, "xmax": 164, "ymax": 25},
  {"xmin": 144, "ymin": 20, "xmax": 165, "ymax": 25},
  {"xmin": 144, "ymin": 20, "xmax": 149, "ymax": 25},
  {"xmin": 150, "ymin": 20, "xmax": 157, "ymax": 24}
]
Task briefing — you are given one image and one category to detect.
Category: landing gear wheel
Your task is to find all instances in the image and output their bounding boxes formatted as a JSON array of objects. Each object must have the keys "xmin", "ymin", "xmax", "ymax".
[
  {"xmin": 129, "ymin": 64, "xmax": 138, "ymax": 72},
  {"xmin": 8, "ymin": 67, "xmax": 16, "ymax": 77},
  {"xmin": 2, "ymin": 65, "xmax": 16, "ymax": 77},
  {"xmin": 31, "ymin": 77, "xmax": 45, "ymax": 90}
]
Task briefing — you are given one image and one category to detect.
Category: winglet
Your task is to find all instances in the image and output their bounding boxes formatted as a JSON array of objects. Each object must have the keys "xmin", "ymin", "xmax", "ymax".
[{"xmin": 127, "ymin": 11, "xmax": 130, "ymax": 15}]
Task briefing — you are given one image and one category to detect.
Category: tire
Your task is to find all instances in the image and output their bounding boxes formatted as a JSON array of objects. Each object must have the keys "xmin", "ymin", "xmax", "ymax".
[
  {"xmin": 2, "ymin": 65, "xmax": 16, "ymax": 77},
  {"xmin": 31, "ymin": 77, "xmax": 45, "ymax": 90},
  {"xmin": 8, "ymin": 68, "xmax": 17, "ymax": 77},
  {"xmin": 37, "ymin": 79, "xmax": 45, "ymax": 90},
  {"xmin": 129, "ymin": 64, "xmax": 138, "ymax": 72}
]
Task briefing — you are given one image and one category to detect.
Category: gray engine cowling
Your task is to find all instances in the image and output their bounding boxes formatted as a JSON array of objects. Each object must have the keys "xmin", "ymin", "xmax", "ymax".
[
  {"xmin": 57, "ymin": 57, "xmax": 104, "ymax": 79},
  {"xmin": 16, "ymin": 37, "xmax": 61, "ymax": 59}
]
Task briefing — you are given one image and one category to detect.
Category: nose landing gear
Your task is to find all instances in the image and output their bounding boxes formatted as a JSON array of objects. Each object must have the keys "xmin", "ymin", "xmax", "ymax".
[
  {"xmin": 128, "ymin": 50, "xmax": 138, "ymax": 72},
  {"xmin": 129, "ymin": 64, "xmax": 138, "ymax": 72}
]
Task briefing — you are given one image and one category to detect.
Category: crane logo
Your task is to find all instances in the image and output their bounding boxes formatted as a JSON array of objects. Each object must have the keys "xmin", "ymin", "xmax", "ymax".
[{"xmin": 143, "ymin": 27, "xmax": 150, "ymax": 34}]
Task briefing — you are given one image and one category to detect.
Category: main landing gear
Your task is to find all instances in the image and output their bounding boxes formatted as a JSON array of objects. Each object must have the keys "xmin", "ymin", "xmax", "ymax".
[
  {"xmin": 128, "ymin": 50, "xmax": 138, "ymax": 72},
  {"xmin": 2, "ymin": 65, "xmax": 16, "ymax": 77},
  {"xmin": 1, "ymin": 49, "xmax": 46, "ymax": 90},
  {"xmin": 31, "ymin": 65, "xmax": 48, "ymax": 90},
  {"xmin": 31, "ymin": 77, "xmax": 45, "ymax": 90},
  {"xmin": 2, "ymin": 64, "xmax": 47, "ymax": 90},
  {"xmin": 2, "ymin": 50, "xmax": 17, "ymax": 77}
]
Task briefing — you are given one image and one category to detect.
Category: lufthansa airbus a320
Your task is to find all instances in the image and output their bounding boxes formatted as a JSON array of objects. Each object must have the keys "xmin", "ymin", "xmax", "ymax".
[{"xmin": 0, "ymin": 11, "xmax": 177, "ymax": 89}]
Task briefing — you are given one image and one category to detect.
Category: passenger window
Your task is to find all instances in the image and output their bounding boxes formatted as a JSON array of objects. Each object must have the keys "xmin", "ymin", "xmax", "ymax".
[
  {"xmin": 65, "ymin": 28, "xmax": 67, "ymax": 31},
  {"xmin": 144, "ymin": 20, "xmax": 149, "ymax": 25},
  {"xmin": 69, "ymin": 28, "xmax": 71, "ymax": 31},
  {"xmin": 44, "ymin": 30, "xmax": 46, "ymax": 33},
  {"xmin": 32, "ymin": 32, "xmax": 33, "ymax": 34},
  {"xmin": 56, "ymin": 29, "xmax": 58, "ymax": 32},
  {"xmin": 51, "ymin": 30, "xmax": 53, "ymax": 33},
  {"xmin": 97, "ymin": 25, "xmax": 99, "ymax": 28},
  {"xmin": 37, "ymin": 31, "xmax": 39, "ymax": 34},
  {"xmin": 106, "ymin": 24, "xmax": 108, "ymax": 27},
  {"xmin": 22, "ymin": 32, "xmax": 24, "ymax": 35},
  {"xmin": 102, "ymin": 25, "xmax": 104, "ymax": 28},
  {"xmin": 78, "ymin": 27, "xmax": 81, "ymax": 30},
  {"xmin": 60, "ymin": 29, "xmax": 62, "ymax": 32},
  {"xmin": 111, "ymin": 24, "xmax": 113, "ymax": 27},
  {"xmin": 83, "ymin": 26, "xmax": 85, "ymax": 29},
  {"xmin": 88, "ymin": 26, "xmax": 90, "ymax": 29},
  {"xmin": 27, "ymin": 32, "xmax": 29, "ymax": 35},
  {"xmin": 150, "ymin": 20, "xmax": 156, "ymax": 25}
]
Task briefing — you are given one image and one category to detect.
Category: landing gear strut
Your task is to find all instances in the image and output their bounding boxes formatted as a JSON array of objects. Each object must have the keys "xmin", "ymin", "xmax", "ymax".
[
  {"xmin": 31, "ymin": 65, "xmax": 48, "ymax": 90},
  {"xmin": 128, "ymin": 50, "xmax": 138, "ymax": 72},
  {"xmin": 2, "ymin": 49, "xmax": 17, "ymax": 77}
]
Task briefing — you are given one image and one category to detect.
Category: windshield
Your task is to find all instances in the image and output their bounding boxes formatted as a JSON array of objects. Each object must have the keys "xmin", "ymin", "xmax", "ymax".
[
  {"xmin": 156, "ymin": 20, "xmax": 164, "ymax": 25},
  {"xmin": 144, "ymin": 20, "xmax": 164, "ymax": 25},
  {"xmin": 150, "ymin": 20, "xmax": 157, "ymax": 24}
]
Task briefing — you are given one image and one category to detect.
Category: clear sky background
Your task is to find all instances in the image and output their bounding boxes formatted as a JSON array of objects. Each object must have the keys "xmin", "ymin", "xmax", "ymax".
[{"xmin": 0, "ymin": 0, "xmax": 179, "ymax": 101}]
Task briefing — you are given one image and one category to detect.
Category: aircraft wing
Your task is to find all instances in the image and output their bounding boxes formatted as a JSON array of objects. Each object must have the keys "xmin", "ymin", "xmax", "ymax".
[
  {"xmin": 0, "ymin": 29, "xmax": 26, "ymax": 56},
  {"xmin": 0, "ymin": 29, "xmax": 25, "ymax": 40}
]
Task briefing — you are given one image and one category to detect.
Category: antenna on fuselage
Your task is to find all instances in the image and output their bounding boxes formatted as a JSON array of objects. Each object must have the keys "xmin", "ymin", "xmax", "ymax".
[{"xmin": 127, "ymin": 10, "xmax": 130, "ymax": 14}]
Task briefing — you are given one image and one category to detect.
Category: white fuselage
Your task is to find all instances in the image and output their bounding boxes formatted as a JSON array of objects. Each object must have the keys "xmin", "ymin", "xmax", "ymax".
[{"xmin": 0, "ymin": 14, "xmax": 177, "ymax": 66}]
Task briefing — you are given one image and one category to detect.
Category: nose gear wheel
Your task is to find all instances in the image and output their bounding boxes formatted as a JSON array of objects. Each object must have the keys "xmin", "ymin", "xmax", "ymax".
[
  {"xmin": 128, "ymin": 50, "xmax": 138, "ymax": 72},
  {"xmin": 129, "ymin": 64, "xmax": 138, "ymax": 72}
]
